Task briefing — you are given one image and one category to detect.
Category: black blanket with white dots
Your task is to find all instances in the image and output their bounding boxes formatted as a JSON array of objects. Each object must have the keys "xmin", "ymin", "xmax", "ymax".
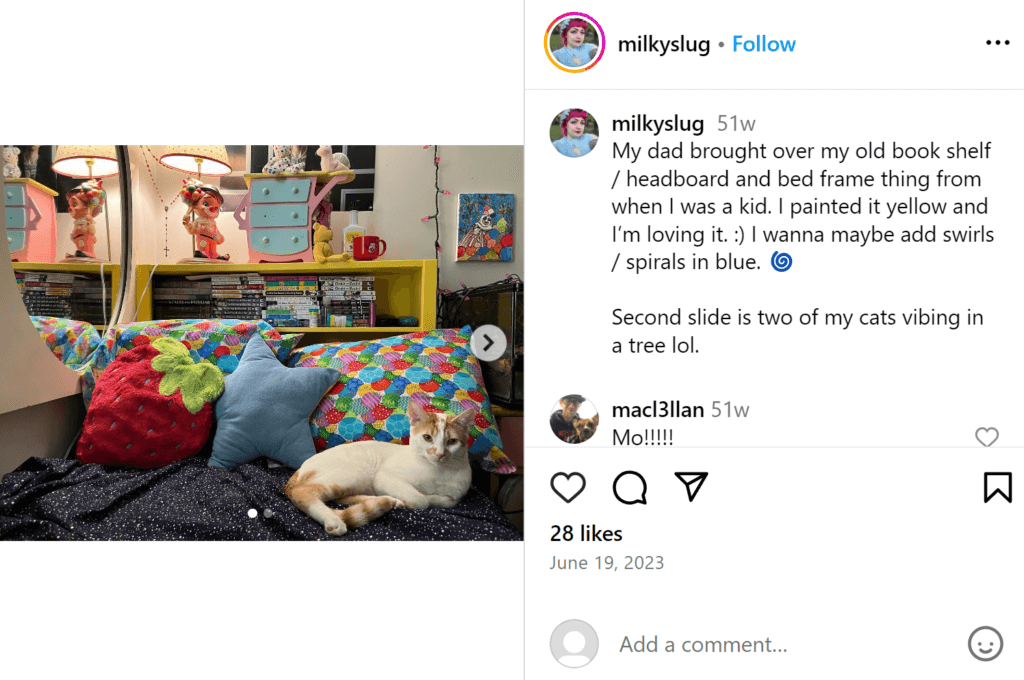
[{"xmin": 0, "ymin": 456, "xmax": 522, "ymax": 541}]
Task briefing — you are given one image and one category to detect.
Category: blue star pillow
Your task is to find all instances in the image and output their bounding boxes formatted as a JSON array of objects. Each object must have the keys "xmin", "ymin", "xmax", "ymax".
[{"xmin": 209, "ymin": 336, "xmax": 340, "ymax": 470}]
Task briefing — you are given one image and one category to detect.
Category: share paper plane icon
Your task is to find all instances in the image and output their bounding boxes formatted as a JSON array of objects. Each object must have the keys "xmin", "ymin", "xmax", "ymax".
[{"xmin": 674, "ymin": 472, "xmax": 708, "ymax": 502}]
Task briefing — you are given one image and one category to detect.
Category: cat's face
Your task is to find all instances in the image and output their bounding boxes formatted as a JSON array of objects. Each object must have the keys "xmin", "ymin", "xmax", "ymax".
[{"xmin": 408, "ymin": 402, "xmax": 475, "ymax": 464}]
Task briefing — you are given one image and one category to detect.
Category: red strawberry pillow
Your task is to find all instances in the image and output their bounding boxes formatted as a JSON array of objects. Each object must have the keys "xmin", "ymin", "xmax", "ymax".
[{"xmin": 77, "ymin": 338, "xmax": 225, "ymax": 468}]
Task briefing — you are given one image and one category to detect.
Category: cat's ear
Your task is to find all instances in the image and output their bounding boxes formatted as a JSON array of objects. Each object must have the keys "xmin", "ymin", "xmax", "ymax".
[
  {"xmin": 407, "ymin": 401, "xmax": 428, "ymax": 426},
  {"xmin": 451, "ymin": 408, "xmax": 476, "ymax": 430}
]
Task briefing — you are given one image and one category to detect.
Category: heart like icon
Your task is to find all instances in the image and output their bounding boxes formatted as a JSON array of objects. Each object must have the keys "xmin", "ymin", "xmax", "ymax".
[
  {"xmin": 976, "ymin": 427, "xmax": 999, "ymax": 447},
  {"xmin": 551, "ymin": 472, "xmax": 586, "ymax": 504}
]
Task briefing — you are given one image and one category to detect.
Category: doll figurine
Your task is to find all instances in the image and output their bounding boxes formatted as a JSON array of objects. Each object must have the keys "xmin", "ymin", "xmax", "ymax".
[
  {"xmin": 67, "ymin": 179, "xmax": 105, "ymax": 258},
  {"xmin": 180, "ymin": 179, "xmax": 228, "ymax": 260}
]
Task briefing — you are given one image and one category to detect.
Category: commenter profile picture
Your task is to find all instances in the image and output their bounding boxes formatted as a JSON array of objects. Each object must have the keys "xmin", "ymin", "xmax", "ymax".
[
  {"xmin": 550, "ymin": 394, "xmax": 599, "ymax": 444},
  {"xmin": 545, "ymin": 13, "xmax": 605, "ymax": 72},
  {"xmin": 550, "ymin": 109, "xmax": 599, "ymax": 158}
]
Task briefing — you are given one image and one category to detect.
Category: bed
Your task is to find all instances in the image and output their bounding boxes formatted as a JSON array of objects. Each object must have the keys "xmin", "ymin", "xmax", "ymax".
[
  {"xmin": 0, "ymin": 455, "xmax": 521, "ymax": 541},
  {"xmin": 1, "ymin": 320, "xmax": 521, "ymax": 541}
]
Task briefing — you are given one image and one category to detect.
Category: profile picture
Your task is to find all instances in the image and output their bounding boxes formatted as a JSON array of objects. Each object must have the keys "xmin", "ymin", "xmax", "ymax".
[
  {"xmin": 550, "ymin": 394, "xmax": 599, "ymax": 444},
  {"xmin": 545, "ymin": 13, "xmax": 605, "ymax": 72},
  {"xmin": 550, "ymin": 108, "xmax": 599, "ymax": 158}
]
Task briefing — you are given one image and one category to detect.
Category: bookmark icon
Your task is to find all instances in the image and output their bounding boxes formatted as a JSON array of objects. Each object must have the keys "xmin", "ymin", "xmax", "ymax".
[
  {"xmin": 674, "ymin": 472, "xmax": 708, "ymax": 502},
  {"xmin": 983, "ymin": 473, "xmax": 1012, "ymax": 503}
]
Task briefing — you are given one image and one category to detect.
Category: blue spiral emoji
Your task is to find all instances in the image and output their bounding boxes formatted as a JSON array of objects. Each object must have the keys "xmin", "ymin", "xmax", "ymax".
[{"xmin": 771, "ymin": 251, "xmax": 792, "ymax": 272}]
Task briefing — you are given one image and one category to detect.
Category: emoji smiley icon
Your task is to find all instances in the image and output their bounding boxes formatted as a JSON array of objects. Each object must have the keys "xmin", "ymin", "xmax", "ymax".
[{"xmin": 968, "ymin": 626, "xmax": 1003, "ymax": 661}]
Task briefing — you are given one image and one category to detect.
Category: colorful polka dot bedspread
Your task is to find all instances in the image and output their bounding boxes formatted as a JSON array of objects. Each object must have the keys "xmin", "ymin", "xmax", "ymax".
[
  {"xmin": 30, "ymin": 316, "xmax": 101, "ymax": 372},
  {"xmin": 289, "ymin": 326, "xmax": 515, "ymax": 474},
  {"xmin": 80, "ymin": 319, "xmax": 303, "ymax": 409}
]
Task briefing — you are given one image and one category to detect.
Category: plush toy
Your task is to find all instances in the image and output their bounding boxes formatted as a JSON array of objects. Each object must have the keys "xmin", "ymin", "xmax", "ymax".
[
  {"xmin": 77, "ymin": 338, "xmax": 225, "ymax": 468},
  {"xmin": 263, "ymin": 145, "xmax": 306, "ymax": 174},
  {"xmin": 316, "ymin": 145, "xmax": 350, "ymax": 172},
  {"xmin": 312, "ymin": 222, "xmax": 352, "ymax": 263},
  {"xmin": 3, "ymin": 146, "xmax": 21, "ymax": 179}
]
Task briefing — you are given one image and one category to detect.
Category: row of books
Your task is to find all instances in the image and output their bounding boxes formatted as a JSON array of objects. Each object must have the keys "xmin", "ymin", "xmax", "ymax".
[
  {"xmin": 151, "ymin": 274, "xmax": 376, "ymax": 328},
  {"xmin": 17, "ymin": 271, "xmax": 112, "ymax": 326}
]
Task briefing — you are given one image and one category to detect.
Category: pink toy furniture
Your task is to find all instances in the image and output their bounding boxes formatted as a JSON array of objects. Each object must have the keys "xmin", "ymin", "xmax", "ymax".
[
  {"xmin": 234, "ymin": 170, "xmax": 354, "ymax": 263},
  {"xmin": 5, "ymin": 178, "xmax": 58, "ymax": 262}
]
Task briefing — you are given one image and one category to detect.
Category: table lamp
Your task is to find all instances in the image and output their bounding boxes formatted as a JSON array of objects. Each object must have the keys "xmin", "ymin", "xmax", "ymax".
[
  {"xmin": 52, "ymin": 145, "xmax": 119, "ymax": 261},
  {"xmin": 158, "ymin": 146, "xmax": 232, "ymax": 262}
]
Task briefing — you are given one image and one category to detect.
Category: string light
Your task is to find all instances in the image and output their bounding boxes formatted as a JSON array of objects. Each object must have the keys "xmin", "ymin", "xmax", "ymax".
[
  {"xmin": 421, "ymin": 145, "xmax": 449, "ymax": 314},
  {"xmin": 438, "ymin": 274, "xmax": 523, "ymax": 324}
]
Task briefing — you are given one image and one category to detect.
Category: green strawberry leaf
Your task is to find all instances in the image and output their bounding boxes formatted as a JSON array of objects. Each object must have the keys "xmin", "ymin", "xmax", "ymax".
[
  {"xmin": 158, "ymin": 363, "xmax": 224, "ymax": 414},
  {"xmin": 152, "ymin": 337, "xmax": 190, "ymax": 358},
  {"xmin": 151, "ymin": 338, "xmax": 194, "ymax": 373},
  {"xmin": 151, "ymin": 338, "xmax": 225, "ymax": 414}
]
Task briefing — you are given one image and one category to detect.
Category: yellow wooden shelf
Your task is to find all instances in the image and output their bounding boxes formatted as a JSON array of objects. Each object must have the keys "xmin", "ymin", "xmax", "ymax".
[
  {"xmin": 137, "ymin": 259, "xmax": 430, "ymax": 276},
  {"xmin": 243, "ymin": 169, "xmax": 356, "ymax": 187},
  {"xmin": 134, "ymin": 260, "xmax": 437, "ymax": 346},
  {"xmin": 13, "ymin": 262, "xmax": 119, "ymax": 275},
  {"xmin": 13, "ymin": 263, "xmax": 121, "ymax": 329}
]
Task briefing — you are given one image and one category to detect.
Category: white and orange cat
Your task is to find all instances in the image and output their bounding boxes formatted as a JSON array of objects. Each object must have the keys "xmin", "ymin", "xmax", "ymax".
[{"xmin": 284, "ymin": 402, "xmax": 476, "ymax": 536}]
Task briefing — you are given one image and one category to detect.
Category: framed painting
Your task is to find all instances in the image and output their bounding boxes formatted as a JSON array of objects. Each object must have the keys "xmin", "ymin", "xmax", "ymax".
[{"xmin": 457, "ymin": 193, "xmax": 514, "ymax": 262}]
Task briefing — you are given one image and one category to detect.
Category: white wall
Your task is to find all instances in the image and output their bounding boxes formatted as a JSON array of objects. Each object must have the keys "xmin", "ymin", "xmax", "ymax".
[{"xmin": 374, "ymin": 145, "xmax": 524, "ymax": 291}]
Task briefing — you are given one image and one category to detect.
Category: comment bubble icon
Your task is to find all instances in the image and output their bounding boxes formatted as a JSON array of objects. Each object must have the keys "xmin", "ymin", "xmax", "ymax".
[{"xmin": 613, "ymin": 471, "xmax": 648, "ymax": 505}]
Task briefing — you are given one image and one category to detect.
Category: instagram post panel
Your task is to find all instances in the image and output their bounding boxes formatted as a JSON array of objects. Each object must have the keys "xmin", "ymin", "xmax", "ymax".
[{"xmin": 1, "ymin": 2, "xmax": 1021, "ymax": 679}]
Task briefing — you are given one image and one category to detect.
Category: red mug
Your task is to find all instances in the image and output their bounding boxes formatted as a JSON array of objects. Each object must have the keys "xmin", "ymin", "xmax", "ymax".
[{"xmin": 353, "ymin": 235, "xmax": 387, "ymax": 261}]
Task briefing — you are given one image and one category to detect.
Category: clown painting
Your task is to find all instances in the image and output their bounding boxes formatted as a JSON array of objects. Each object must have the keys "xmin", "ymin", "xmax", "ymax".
[{"xmin": 457, "ymin": 193, "xmax": 514, "ymax": 262}]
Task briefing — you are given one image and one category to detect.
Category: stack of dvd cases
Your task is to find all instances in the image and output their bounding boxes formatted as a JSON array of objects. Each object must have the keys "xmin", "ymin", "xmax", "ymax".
[
  {"xmin": 319, "ymin": 275, "xmax": 375, "ymax": 327},
  {"xmin": 152, "ymin": 279, "xmax": 213, "ymax": 320},
  {"xmin": 69, "ymin": 276, "xmax": 111, "ymax": 326},
  {"xmin": 211, "ymin": 274, "xmax": 265, "ymax": 321},
  {"xmin": 20, "ymin": 272, "xmax": 74, "ymax": 319}
]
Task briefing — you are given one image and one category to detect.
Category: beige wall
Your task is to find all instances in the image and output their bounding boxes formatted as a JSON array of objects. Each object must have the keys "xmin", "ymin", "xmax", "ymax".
[{"xmin": 132, "ymin": 146, "xmax": 524, "ymax": 293}]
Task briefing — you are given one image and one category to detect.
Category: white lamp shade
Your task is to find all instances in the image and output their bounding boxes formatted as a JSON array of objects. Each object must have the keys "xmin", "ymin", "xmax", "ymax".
[
  {"xmin": 158, "ymin": 145, "xmax": 232, "ymax": 176},
  {"xmin": 52, "ymin": 145, "xmax": 119, "ymax": 178}
]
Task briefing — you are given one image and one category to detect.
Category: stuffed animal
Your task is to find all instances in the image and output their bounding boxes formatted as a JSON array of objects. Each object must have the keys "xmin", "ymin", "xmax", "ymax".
[
  {"xmin": 312, "ymin": 222, "xmax": 352, "ymax": 263},
  {"xmin": 263, "ymin": 145, "xmax": 306, "ymax": 175},
  {"xmin": 3, "ymin": 146, "xmax": 21, "ymax": 179},
  {"xmin": 316, "ymin": 145, "xmax": 351, "ymax": 173}
]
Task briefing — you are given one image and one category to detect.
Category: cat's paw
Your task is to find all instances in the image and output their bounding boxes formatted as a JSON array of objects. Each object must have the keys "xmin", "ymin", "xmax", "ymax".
[
  {"xmin": 324, "ymin": 516, "xmax": 348, "ymax": 536},
  {"xmin": 386, "ymin": 496, "xmax": 406, "ymax": 509}
]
